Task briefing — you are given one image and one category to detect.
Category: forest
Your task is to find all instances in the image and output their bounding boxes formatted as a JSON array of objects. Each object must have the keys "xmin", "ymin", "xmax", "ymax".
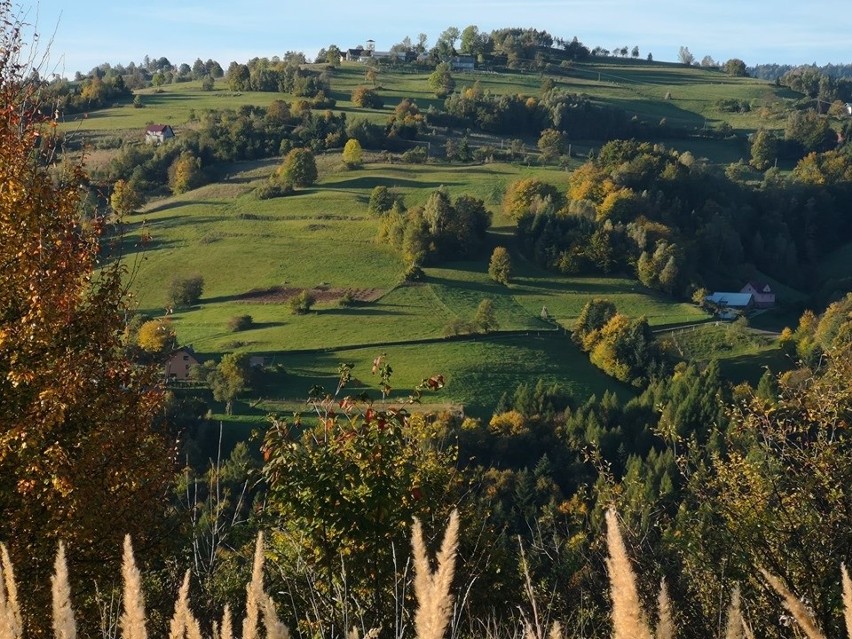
[{"xmin": 4, "ymin": 4, "xmax": 852, "ymax": 639}]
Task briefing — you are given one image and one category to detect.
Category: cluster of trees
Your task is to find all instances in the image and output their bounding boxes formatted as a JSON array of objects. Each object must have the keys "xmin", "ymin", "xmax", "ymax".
[
  {"xmin": 572, "ymin": 299, "xmax": 662, "ymax": 386},
  {"xmin": 510, "ymin": 139, "xmax": 852, "ymax": 295},
  {"xmin": 37, "ymin": 56, "xmax": 225, "ymax": 116},
  {"xmin": 377, "ymin": 187, "xmax": 492, "ymax": 271},
  {"xmin": 225, "ymin": 55, "xmax": 330, "ymax": 97},
  {"xmin": 104, "ymin": 94, "xmax": 431, "ymax": 200}
]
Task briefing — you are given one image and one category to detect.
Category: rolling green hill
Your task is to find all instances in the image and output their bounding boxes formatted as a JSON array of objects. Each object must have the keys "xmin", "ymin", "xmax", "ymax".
[{"xmin": 77, "ymin": 58, "xmax": 803, "ymax": 416}]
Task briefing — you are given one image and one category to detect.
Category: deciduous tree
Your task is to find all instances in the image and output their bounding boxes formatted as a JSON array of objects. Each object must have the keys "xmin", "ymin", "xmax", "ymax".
[
  {"xmin": 110, "ymin": 179, "xmax": 142, "ymax": 215},
  {"xmin": 342, "ymin": 138, "xmax": 363, "ymax": 167},
  {"xmin": 488, "ymin": 246, "xmax": 513, "ymax": 284},
  {"xmin": 279, "ymin": 147, "xmax": 318, "ymax": 188},
  {"xmin": 474, "ymin": 298, "xmax": 499, "ymax": 333},
  {"xmin": 428, "ymin": 62, "xmax": 455, "ymax": 97},
  {"xmin": 0, "ymin": 8, "xmax": 174, "ymax": 633},
  {"xmin": 136, "ymin": 318, "xmax": 177, "ymax": 355},
  {"xmin": 168, "ymin": 151, "xmax": 204, "ymax": 194},
  {"xmin": 209, "ymin": 352, "xmax": 250, "ymax": 415}
]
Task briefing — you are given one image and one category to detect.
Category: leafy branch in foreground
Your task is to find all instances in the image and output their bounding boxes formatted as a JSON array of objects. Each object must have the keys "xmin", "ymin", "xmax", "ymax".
[{"xmin": 261, "ymin": 357, "xmax": 457, "ymax": 630}]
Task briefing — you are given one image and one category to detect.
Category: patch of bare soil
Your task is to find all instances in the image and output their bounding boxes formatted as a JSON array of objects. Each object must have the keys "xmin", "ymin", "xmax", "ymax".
[{"xmin": 235, "ymin": 286, "xmax": 383, "ymax": 304}]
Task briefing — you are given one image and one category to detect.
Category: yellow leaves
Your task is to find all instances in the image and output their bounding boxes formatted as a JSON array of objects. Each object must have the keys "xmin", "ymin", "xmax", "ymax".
[{"xmin": 488, "ymin": 410, "xmax": 528, "ymax": 436}]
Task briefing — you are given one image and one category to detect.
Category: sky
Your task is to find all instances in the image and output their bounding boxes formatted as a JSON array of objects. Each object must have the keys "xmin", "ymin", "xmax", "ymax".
[{"xmin": 16, "ymin": 0, "xmax": 852, "ymax": 77}]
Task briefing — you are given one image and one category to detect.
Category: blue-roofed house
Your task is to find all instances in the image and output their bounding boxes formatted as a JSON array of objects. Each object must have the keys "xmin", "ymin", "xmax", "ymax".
[{"xmin": 705, "ymin": 291, "xmax": 754, "ymax": 319}]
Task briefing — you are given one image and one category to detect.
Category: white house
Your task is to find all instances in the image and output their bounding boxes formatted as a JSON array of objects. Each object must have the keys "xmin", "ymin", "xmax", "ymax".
[
  {"xmin": 740, "ymin": 281, "xmax": 775, "ymax": 308},
  {"xmin": 145, "ymin": 124, "xmax": 175, "ymax": 144}
]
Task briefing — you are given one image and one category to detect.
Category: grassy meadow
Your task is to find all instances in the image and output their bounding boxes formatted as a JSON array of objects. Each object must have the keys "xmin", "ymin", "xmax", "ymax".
[{"xmin": 73, "ymin": 58, "xmax": 802, "ymax": 418}]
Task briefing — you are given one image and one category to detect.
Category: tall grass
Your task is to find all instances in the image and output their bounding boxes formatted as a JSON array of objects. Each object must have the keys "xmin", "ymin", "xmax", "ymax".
[
  {"xmin": 51, "ymin": 543, "xmax": 76, "ymax": 639},
  {"xmin": 0, "ymin": 543, "xmax": 22, "ymax": 639},
  {"xmin": 412, "ymin": 511, "xmax": 459, "ymax": 639},
  {"xmin": 604, "ymin": 509, "xmax": 652, "ymax": 639},
  {"xmin": 4, "ymin": 510, "xmax": 852, "ymax": 639}
]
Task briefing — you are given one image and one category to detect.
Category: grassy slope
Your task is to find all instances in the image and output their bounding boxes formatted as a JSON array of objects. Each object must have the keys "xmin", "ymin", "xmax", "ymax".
[{"xmin": 81, "ymin": 58, "xmax": 796, "ymax": 414}]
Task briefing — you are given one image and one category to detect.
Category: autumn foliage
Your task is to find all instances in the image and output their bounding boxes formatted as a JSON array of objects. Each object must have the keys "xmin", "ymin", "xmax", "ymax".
[{"xmin": 0, "ymin": 6, "xmax": 173, "ymax": 633}]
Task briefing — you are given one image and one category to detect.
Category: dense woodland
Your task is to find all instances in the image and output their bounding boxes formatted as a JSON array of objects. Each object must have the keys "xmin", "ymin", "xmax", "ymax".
[{"xmin": 5, "ymin": 5, "xmax": 852, "ymax": 639}]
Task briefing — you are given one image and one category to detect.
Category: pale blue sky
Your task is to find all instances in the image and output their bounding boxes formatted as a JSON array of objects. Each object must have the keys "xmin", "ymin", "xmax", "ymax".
[{"xmin": 18, "ymin": 0, "xmax": 852, "ymax": 77}]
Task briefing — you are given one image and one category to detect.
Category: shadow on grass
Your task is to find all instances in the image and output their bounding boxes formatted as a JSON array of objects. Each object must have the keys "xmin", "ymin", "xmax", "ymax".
[
  {"xmin": 319, "ymin": 307, "xmax": 408, "ymax": 316},
  {"xmin": 145, "ymin": 201, "xmax": 222, "ymax": 214},
  {"xmin": 322, "ymin": 176, "xmax": 461, "ymax": 190}
]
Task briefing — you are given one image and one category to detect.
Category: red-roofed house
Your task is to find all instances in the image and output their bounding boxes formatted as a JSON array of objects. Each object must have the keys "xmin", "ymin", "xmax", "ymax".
[
  {"xmin": 145, "ymin": 124, "xmax": 175, "ymax": 144},
  {"xmin": 740, "ymin": 281, "xmax": 775, "ymax": 308}
]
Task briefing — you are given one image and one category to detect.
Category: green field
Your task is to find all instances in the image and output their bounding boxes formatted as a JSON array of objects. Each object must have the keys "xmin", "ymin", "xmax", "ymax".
[{"xmin": 74, "ymin": 58, "xmax": 802, "ymax": 417}]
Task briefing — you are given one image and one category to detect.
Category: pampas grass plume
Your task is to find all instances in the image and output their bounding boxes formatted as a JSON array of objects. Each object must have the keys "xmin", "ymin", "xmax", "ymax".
[
  {"xmin": 51, "ymin": 542, "xmax": 76, "ymax": 639},
  {"xmin": 220, "ymin": 605, "xmax": 233, "ymax": 639},
  {"xmin": 412, "ymin": 510, "xmax": 460, "ymax": 639},
  {"xmin": 168, "ymin": 571, "xmax": 202, "ymax": 639},
  {"xmin": 723, "ymin": 586, "xmax": 744, "ymax": 639},
  {"xmin": 605, "ymin": 508, "xmax": 653, "ymax": 639},
  {"xmin": 841, "ymin": 564, "xmax": 852, "ymax": 639},
  {"xmin": 655, "ymin": 578, "xmax": 674, "ymax": 639},
  {"xmin": 0, "ymin": 543, "xmax": 22, "ymax": 639},
  {"xmin": 242, "ymin": 533, "xmax": 264, "ymax": 639},
  {"xmin": 120, "ymin": 536, "xmax": 147, "ymax": 639},
  {"xmin": 760, "ymin": 568, "xmax": 826, "ymax": 639},
  {"xmin": 261, "ymin": 593, "xmax": 289, "ymax": 639}
]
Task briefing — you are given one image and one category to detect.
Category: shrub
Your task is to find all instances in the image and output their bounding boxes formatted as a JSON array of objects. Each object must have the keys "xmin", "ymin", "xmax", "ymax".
[
  {"xmin": 255, "ymin": 181, "xmax": 294, "ymax": 199},
  {"xmin": 167, "ymin": 274, "xmax": 204, "ymax": 308},
  {"xmin": 401, "ymin": 146, "xmax": 427, "ymax": 164},
  {"xmin": 443, "ymin": 318, "xmax": 473, "ymax": 337},
  {"xmin": 289, "ymin": 289, "xmax": 316, "ymax": 314},
  {"xmin": 351, "ymin": 86, "xmax": 383, "ymax": 109},
  {"xmin": 342, "ymin": 138, "xmax": 363, "ymax": 168},
  {"xmin": 228, "ymin": 315, "xmax": 254, "ymax": 332},
  {"xmin": 401, "ymin": 264, "xmax": 425, "ymax": 282}
]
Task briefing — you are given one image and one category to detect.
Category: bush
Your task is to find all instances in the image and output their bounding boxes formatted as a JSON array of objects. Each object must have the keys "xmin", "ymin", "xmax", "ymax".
[
  {"xmin": 338, "ymin": 292, "xmax": 355, "ymax": 307},
  {"xmin": 351, "ymin": 86, "xmax": 383, "ymax": 109},
  {"xmin": 401, "ymin": 264, "xmax": 425, "ymax": 282},
  {"xmin": 167, "ymin": 274, "xmax": 204, "ymax": 308},
  {"xmin": 228, "ymin": 315, "xmax": 254, "ymax": 332},
  {"xmin": 255, "ymin": 181, "xmax": 294, "ymax": 199},
  {"xmin": 401, "ymin": 146, "xmax": 427, "ymax": 164},
  {"xmin": 289, "ymin": 289, "xmax": 316, "ymax": 314},
  {"xmin": 443, "ymin": 318, "xmax": 473, "ymax": 337}
]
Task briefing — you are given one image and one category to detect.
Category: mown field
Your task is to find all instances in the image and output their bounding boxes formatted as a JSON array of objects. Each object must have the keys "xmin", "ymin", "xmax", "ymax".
[{"xmin": 79, "ymin": 58, "xmax": 801, "ymax": 418}]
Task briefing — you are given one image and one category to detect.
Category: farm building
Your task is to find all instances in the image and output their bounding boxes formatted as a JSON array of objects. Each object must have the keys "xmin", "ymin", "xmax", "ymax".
[
  {"xmin": 145, "ymin": 124, "xmax": 175, "ymax": 144},
  {"xmin": 343, "ymin": 48, "xmax": 365, "ymax": 61},
  {"xmin": 451, "ymin": 56, "xmax": 476, "ymax": 71},
  {"xmin": 705, "ymin": 291, "xmax": 754, "ymax": 319},
  {"xmin": 740, "ymin": 281, "xmax": 775, "ymax": 308},
  {"xmin": 164, "ymin": 347, "xmax": 200, "ymax": 381}
]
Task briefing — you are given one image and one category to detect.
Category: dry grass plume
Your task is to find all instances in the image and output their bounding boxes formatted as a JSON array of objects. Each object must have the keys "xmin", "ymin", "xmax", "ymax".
[
  {"xmin": 168, "ymin": 571, "xmax": 202, "ymax": 639},
  {"xmin": 604, "ymin": 509, "xmax": 653, "ymax": 639},
  {"xmin": 841, "ymin": 564, "xmax": 852, "ymax": 639},
  {"xmin": 242, "ymin": 533, "xmax": 264, "ymax": 639},
  {"xmin": 723, "ymin": 586, "xmax": 744, "ymax": 639},
  {"xmin": 655, "ymin": 578, "xmax": 674, "ymax": 639},
  {"xmin": 0, "ymin": 543, "xmax": 22, "ymax": 639},
  {"xmin": 760, "ymin": 568, "xmax": 826, "ymax": 639},
  {"xmin": 412, "ymin": 510, "xmax": 460, "ymax": 639},
  {"xmin": 120, "ymin": 536, "xmax": 147, "ymax": 639},
  {"xmin": 51, "ymin": 542, "xmax": 76, "ymax": 639}
]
